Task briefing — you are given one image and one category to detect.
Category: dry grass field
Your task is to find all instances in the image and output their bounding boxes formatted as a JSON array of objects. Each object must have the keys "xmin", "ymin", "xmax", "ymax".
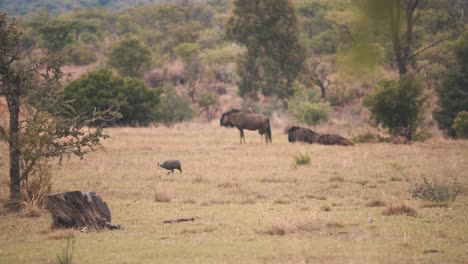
[{"xmin": 0, "ymin": 123, "xmax": 467, "ymax": 263}]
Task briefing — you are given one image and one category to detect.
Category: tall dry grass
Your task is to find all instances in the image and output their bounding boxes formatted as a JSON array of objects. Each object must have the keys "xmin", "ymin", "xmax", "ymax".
[{"xmin": 0, "ymin": 124, "xmax": 467, "ymax": 263}]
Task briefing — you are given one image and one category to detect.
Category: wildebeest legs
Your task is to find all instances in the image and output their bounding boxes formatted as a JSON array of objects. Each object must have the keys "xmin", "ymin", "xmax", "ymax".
[{"xmin": 238, "ymin": 128, "xmax": 245, "ymax": 144}]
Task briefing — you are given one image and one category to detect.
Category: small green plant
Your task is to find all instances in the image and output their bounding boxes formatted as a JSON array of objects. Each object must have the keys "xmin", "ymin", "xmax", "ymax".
[
  {"xmin": 352, "ymin": 132, "xmax": 376, "ymax": 143},
  {"xmin": 292, "ymin": 152, "xmax": 311, "ymax": 168},
  {"xmin": 412, "ymin": 177, "xmax": 463, "ymax": 203},
  {"xmin": 389, "ymin": 161, "xmax": 410, "ymax": 182},
  {"xmin": 452, "ymin": 111, "xmax": 468, "ymax": 138},
  {"xmin": 57, "ymin": 235, "xmax": 75, "ymax": 264},
  {"xmin": 412, "ymin": 130, "xmax": 432, "ymax": 142}
]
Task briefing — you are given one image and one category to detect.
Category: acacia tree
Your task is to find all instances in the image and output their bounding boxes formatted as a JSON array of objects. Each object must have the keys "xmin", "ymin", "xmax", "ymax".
[
  {"xmin": 226, "ymin": 0, "xmax": 306, "ymax": 99},
  {"xmin": 0, "ymin": 12, "xmax": 119, "ymax": 207}
]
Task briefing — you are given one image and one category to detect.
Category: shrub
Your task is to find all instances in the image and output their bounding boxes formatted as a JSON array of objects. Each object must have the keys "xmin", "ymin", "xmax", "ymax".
[
  {"xmin": 292, "ymin": 152, "xmax": 311, "ymax": 167},
  {"xmin": 352, "ymin": 132, "xmax": 376, "ymax": 143},
  {"xmin": 68, "ymin": 46, "xmax": 97, "ymax": 65},
  {"xmin": 452, "ymin": 111, "xmax": 468, "ymax": 138},
  {"xmin": 198, "ymin": 91, "xmax": 219, "ymax": 121},
  {"xmin": 412, "ymin": 130, "xmax": 432, "ymax": 142},
  {"xmin": 433, "ymin": 34, "xmax": 468, "ymax": 137},
  {"xmin": 288, "ymin": 83, "xmax": 331, "ymax": 126},
  {"xmin": 412, "ymin": 177, "xmax": 463, "ymax": 203},
  {"xmin": 364, "ymin": 75, "xmax": 427, "ymax": 136},
  {"xmin": 64, "ymin": 68, "xmax": 162, "ymax": 126},
  {"xmin": 158, "ymin": 86, "xmax": 193, "ymax": 126},
  {"xmin": 108, "ymin": 37, "xmax": 152, "ymax": 77}
]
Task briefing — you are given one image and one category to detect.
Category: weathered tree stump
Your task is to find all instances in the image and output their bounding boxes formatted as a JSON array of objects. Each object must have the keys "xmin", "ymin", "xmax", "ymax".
[{"xmin": 45, "ymin": 191, "xmax": 120, "ymax": 231}]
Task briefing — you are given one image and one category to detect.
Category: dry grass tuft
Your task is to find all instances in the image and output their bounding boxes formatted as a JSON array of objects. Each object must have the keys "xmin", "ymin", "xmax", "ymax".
[
  {"xmin": 261, "ymin": 219, "xmax": 322, "ymax": 236},
  {"xmin": 192, "ymin": 175, "xmax": 209, "ymax": 184},
  {"xmin": 366, "ymin": 199, "xmax": 387, "ymax": 207},
  {"xmin": 21, "ymin": 202, "xmax": 42, "ymax": 217},
  {"xmin": 390, "ymin": 176, "xmax": 402, "ymax": 182},
  {"xmin": 326, "ymin": 221, "xmax": 345, "ymax": 228},
  {"xmin": 274, "ymin": 198, "xmax": 291, "ymax": 204},
  {"xmin": 154, "ymin": 191, "xmax": 172, "ymax": 203},
  {"xmin": 330, "ymin": 176, "xmax": 344, "ymax": 182},
  {"xmin": 217, "ymin": 182, "xmax": 239, "ymax": 189},
  {"xmin": 302, "ymin": 195, "xmax": 327, "ymax": 200},
  {"xmin": 383, "ymin": 203, "xmax": 417, "ymax": 217},
  {"xmin": 420, "ymin": 202, "xmax": 449, "ymax": 208},
  {"xmin": 46, "ymin": 230, "xmax": 76, "ymax": 240}
]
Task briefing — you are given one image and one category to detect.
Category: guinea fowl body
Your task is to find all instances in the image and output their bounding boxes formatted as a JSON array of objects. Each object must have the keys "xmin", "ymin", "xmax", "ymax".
[{"xmin": 158, "ymin": 160, "xmax": 182, "ymax": 174}]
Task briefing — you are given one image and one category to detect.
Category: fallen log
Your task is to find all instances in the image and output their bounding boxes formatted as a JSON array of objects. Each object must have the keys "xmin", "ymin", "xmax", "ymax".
[
  {"xmin": 45, "ymin": 191, "xmax": 121, "ymax": 231},
  {"xmin": 162, "ymin": 217, "xmax": 195, "ymax": 224}
]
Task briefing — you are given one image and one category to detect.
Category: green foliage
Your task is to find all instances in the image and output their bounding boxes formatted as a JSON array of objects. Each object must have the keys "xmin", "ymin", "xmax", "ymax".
[
  {"xmin": 433, "ymin": 34, "xmax": 468, "ymax": 137},
  {"xmin": 108, "ymin": 37, "xmax": 152, "ymax": 77},
  {"xmin": 57, "ymin": 235, "xmax": 75, "ymax": 264},
  {"xmin": 412, "ymin": 130, "xmax": 432, "ymax": 142},
  {"xmin": 226, "ymin": 0, "xmax": 306, "ymax": 99},
  {"xmin": 452, "ymin": 111, "xmax": 468, "ymax": 138},
  {"xmin": 158, "ymin": 86, "xmax": 193, "ymax": 126},
  {"xmin": 364, "ymin": 75, "xmax": 427, "ymax": 135},
  {"xmin": 412, "ymin": 177, "xmax": 463, "ymax": 203},
  {"xmin": 18, "ymin": 112, "xmax": 55, "ymax": 206},
  {"xmin": 288, "ymin": 82, "xmax": 331, "ymax": 126},
  {"xmin": 198, "ymin": 91, "xmax": 219, "ymax": 121},
  {"xmin": 173, "ymin": 42, "xmax": 200, "ymax": 61},
  {"xmin": 68, "ymin": 45, "xmax": 97, "ymax": 65},
  {"xmin": 352, "ymin": 132, "xmax": 375, "ymax": 143},
  {"xmin": 64, "ymin": 68, "xmax": 161, "ymax": 126},
  {"xmin": 1, "ymin": 11, "xmax": 120, "ymax": 205},
  {"xmin": 292, "ymin": 152, "xmax": 311, "ymax": 168}
]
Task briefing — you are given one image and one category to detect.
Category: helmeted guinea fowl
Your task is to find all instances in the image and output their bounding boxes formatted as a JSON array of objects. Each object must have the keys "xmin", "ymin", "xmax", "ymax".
[{"xmin": 158, "ymin": 160, "xmax": 182, "ymax": 174}]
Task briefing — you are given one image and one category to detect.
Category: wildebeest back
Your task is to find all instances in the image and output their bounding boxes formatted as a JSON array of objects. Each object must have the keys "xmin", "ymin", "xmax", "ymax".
[
  {"xmin": 288, "ymin": 126, "xmax": 320, "ymax": 144},
  {"xmin": 318, "ymin": 134, "xmax": 354, "ymax": 146}
]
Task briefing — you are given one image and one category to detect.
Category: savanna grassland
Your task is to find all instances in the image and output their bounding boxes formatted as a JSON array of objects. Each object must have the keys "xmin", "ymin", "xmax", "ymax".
[{"xmin": 0, "ymin": 124, "xmax": 467, "ymax": 263}]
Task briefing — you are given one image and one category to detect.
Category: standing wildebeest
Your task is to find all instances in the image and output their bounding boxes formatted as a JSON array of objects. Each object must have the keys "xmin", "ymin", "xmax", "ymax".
[
  {"xmin": 318, "ymin": 134, "xmax": 354, "ymax": 146},
  {"xmin": 220, "ymin": 109, "xmax": 272, "ymax": 144},
  {"xmin": 288, "ymin": 126, "xmax": 320, "ymax": 144}
]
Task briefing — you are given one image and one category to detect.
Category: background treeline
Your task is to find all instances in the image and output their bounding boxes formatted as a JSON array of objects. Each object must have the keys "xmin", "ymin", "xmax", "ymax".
[{"xmin": 2, "ymin": 0, "xmax": 468, "ymax": 138}]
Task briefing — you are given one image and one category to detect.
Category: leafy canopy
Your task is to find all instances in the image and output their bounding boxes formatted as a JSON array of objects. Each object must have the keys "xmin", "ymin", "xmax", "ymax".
[
  {"xmin": 64, "ymin": 68, "xmax": 161, "ymax": 126},
  {"xmin": 226, "ymin": 0, "xmax": 306, "ymax": 99},
  {"xmin": 364, "ymin": 74, "xmax": 427, "ymax": 135}
]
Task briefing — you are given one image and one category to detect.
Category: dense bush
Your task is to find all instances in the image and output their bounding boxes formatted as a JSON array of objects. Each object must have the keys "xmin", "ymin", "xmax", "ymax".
[
  {"xmin": 64, "ymin": 68, "xmax": 161, "ymax": 126},
  {"xmin": 68, "ymin": 46, "xmax": 97, "ymax": 65},
  {"xmin": 364, "ymin": 75, "xmax": 427, "ymax": 136},
  {"xmin": 107, "ymin": 37, "xmax": 152, "ymax": 77},
  {"xmin": 198, "ymin": 91, "xmax": 218, "ymax": 121},
  {"xmin": 158, "ymin": 86, "xmax": 193, "ymax": 126},
  {"xmin": 452, "ymin": 111, "xmax": 468, "ymax": 138},
  {"xmin": 433, "ymin": 34, "xmax": 468, "ymax": 137},
  {"xmin": 287, "ymin": 82, "xmax": 330, "ymax": 126}
]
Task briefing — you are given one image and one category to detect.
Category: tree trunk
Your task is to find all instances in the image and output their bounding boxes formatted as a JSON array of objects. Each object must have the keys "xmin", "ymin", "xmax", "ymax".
[
  {"xmin": 6, "ymin": 96, "xmax": 21, "ymax": 203},
  {"xmin": 45, "ymin": 191, "xmax": 121, "ymax": 231}
]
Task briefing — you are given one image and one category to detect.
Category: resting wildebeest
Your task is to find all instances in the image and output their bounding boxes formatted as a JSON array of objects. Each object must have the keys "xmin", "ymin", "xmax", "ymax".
[
  {"xmin": 220, "ymin": 109, "xmax": 272, "ymax": 144},
  {"xmin": 288, "ymin": 126, "xmax": 320, "ymax": 144},
  {"xmin": 318, "ymin": 134, "xmax": 354, "ymax": 146}
]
